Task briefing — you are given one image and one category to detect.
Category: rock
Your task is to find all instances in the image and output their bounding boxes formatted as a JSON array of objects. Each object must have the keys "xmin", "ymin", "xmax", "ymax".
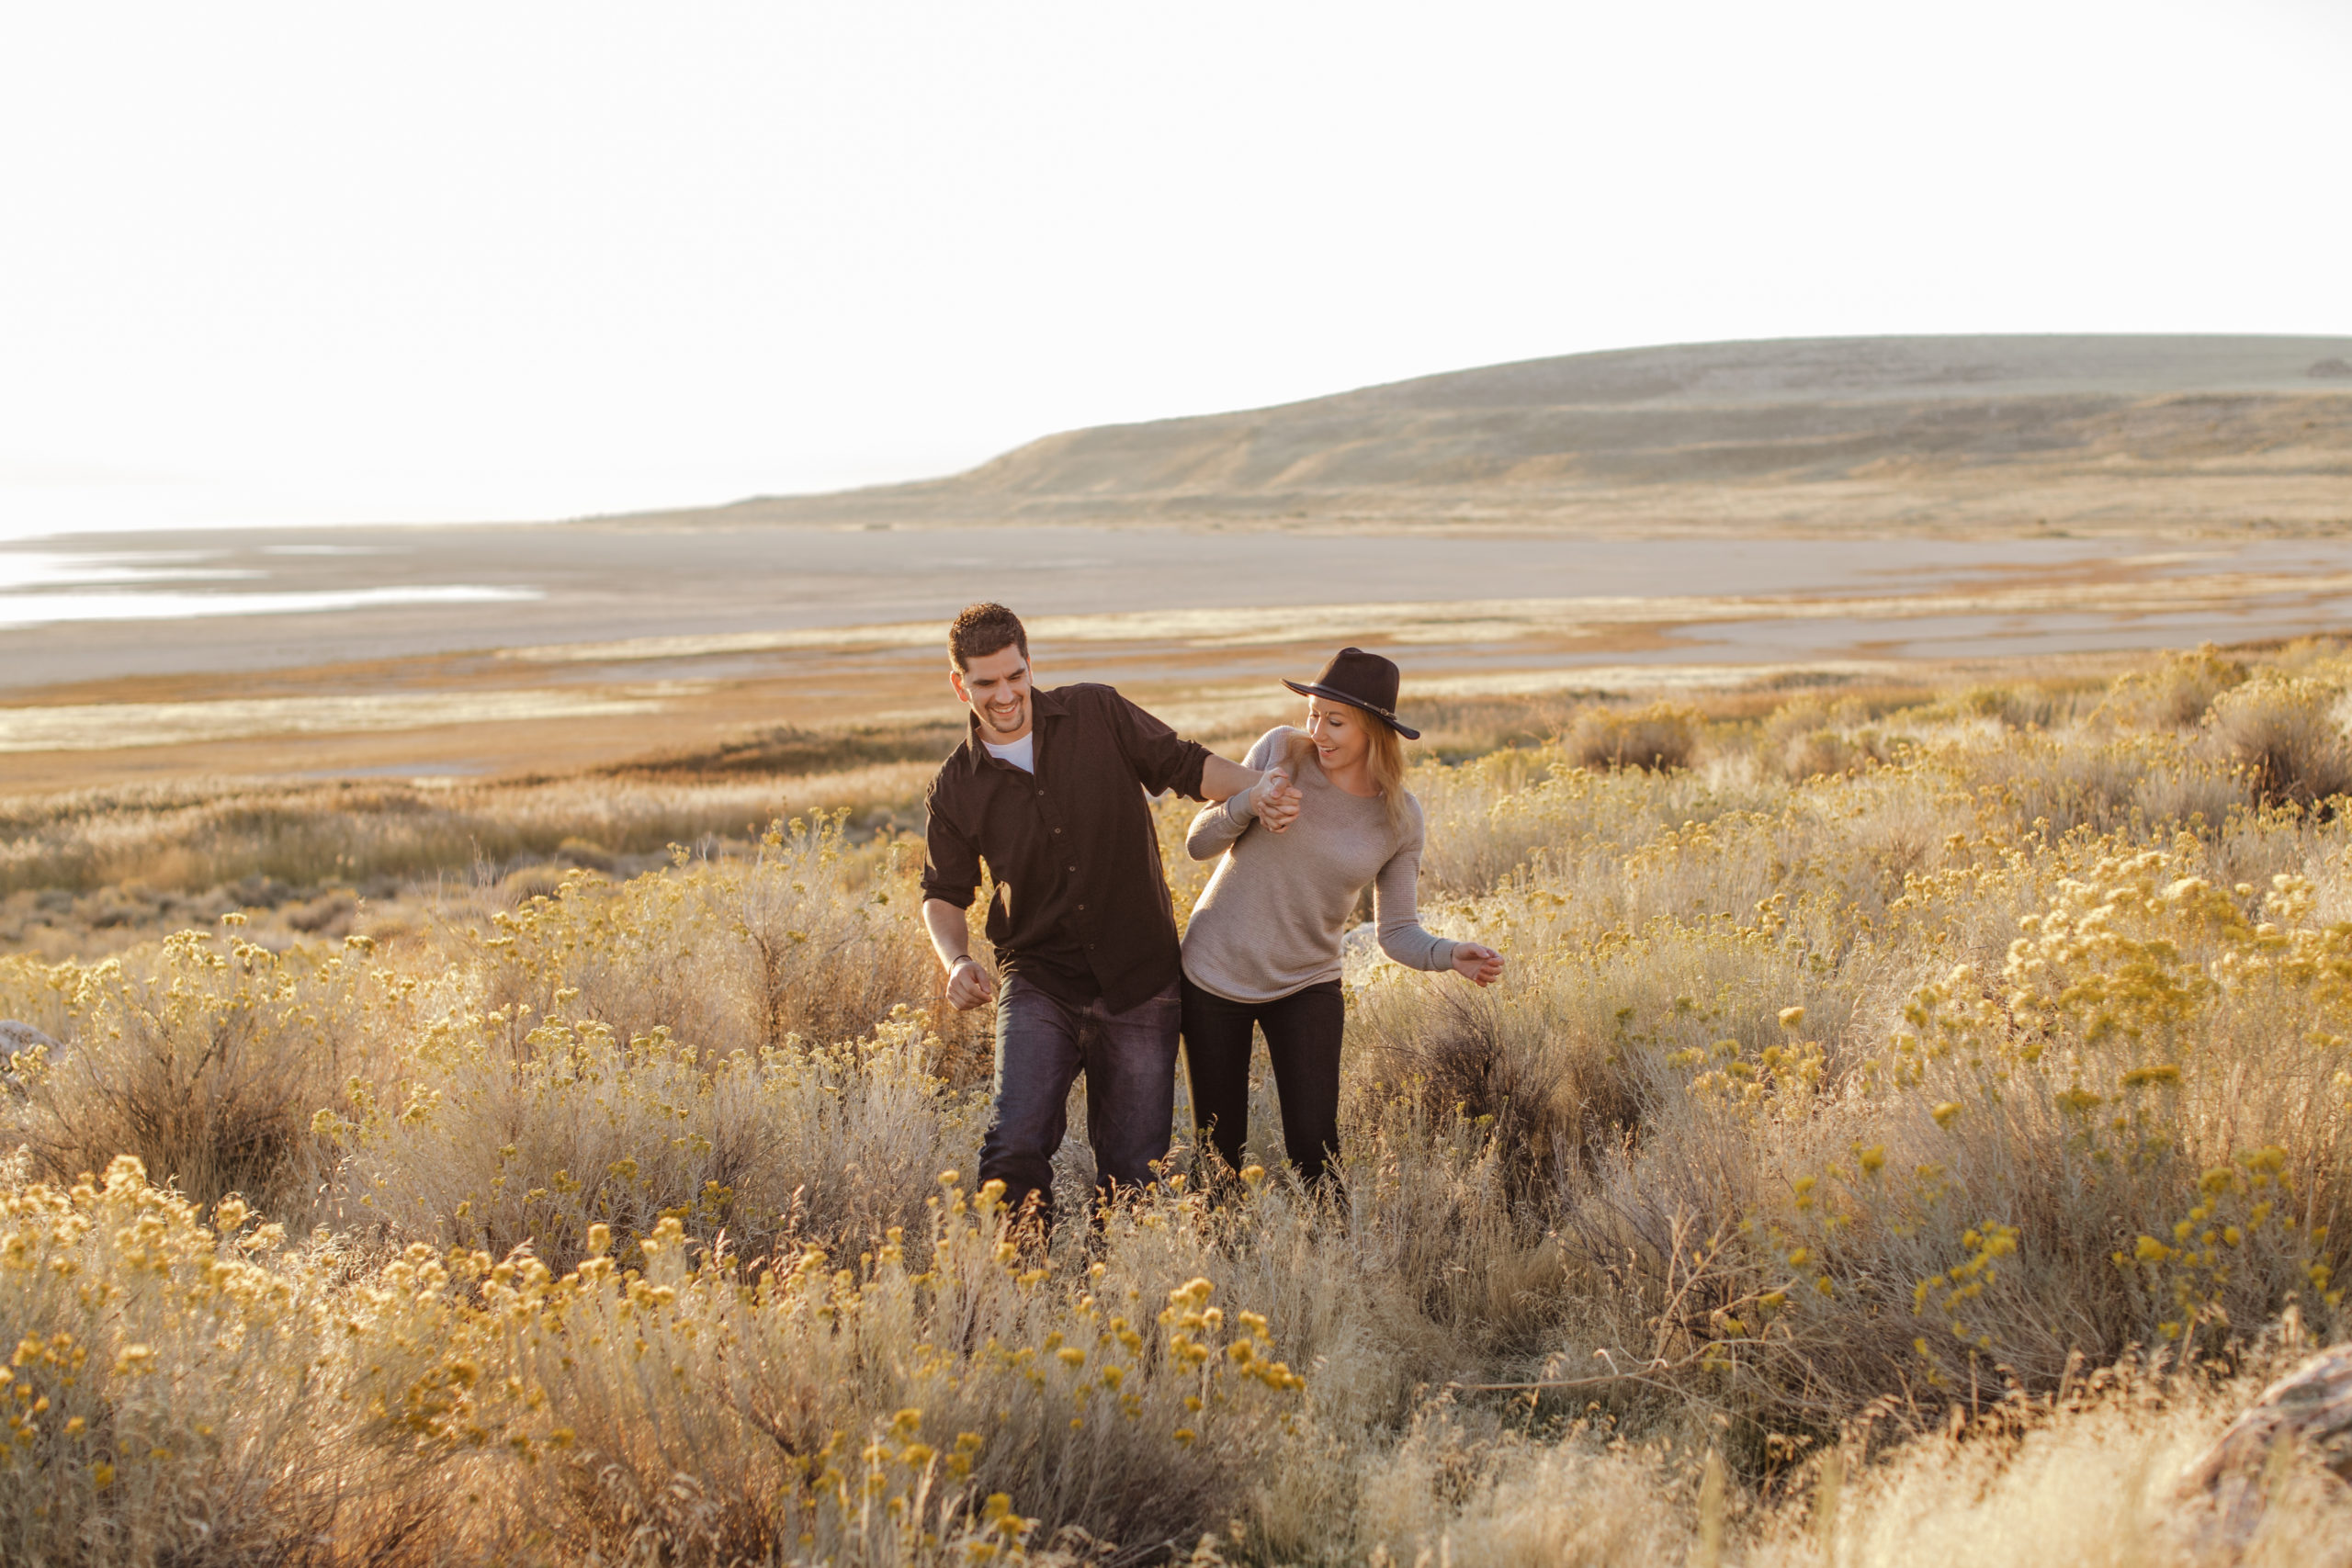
[
  {"xmin": 2175, "ymin": 1342, "xmax": 2352, "ymax": 1547},
  {"xmin": 1, "ymin": 1020, "xmax": 62, "ymax": 1096},
  {"xmin": 0, "ymin": 1021, "xmax": 55, "ymax": 1051}
]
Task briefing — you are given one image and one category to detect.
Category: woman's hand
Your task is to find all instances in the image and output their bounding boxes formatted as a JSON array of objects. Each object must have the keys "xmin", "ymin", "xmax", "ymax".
[
  {"xmin": 1250, "ymin": 767, "xmax": 1302, "ymax": 832},
  {"xmin": 1450, "ymin": 942, "xmax": 1504, "ymax": 987}
]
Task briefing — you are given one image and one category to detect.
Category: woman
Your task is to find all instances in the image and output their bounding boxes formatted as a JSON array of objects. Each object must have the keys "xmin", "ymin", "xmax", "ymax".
[{"xmin": 1180, "ymin": 646, "xmax": 1505, "ymax": 1190}]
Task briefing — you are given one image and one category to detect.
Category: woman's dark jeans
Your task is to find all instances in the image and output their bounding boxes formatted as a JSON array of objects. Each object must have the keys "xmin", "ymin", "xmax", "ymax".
[
  {"xmin": 1179, "ymin": 974, "xmax": 1345, "ymax": 1189},
  {"xmin": 977, "ymin": 974, "xmax": 1182, "ymax": 1231}
]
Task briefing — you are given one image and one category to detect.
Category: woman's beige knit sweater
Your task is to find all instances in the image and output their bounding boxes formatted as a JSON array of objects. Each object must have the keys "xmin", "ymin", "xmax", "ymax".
[{"xmin": 1179, "ymin": 727, "xmax": 1458, "ymax": 1003}]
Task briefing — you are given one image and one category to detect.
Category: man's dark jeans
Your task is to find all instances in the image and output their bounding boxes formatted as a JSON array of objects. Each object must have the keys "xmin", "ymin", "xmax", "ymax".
[{"xmin": 978, "ymin": 974, "xmax": 1182, "ymax": 1229}]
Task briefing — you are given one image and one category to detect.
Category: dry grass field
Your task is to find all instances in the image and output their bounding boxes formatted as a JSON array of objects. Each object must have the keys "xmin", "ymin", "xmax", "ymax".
[{"xmin": 9, "ymin": 641, "xmax": 2352, "ymax": 1564}]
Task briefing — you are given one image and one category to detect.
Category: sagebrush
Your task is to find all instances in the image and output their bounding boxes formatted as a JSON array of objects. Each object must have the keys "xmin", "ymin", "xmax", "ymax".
[{"xmin": 8, "ymin": 645, "xmax": 2352, "ymax": 1563}]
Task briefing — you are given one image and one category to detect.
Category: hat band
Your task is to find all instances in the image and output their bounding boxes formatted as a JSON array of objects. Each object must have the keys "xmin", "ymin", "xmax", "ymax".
[{"xmin": 1310, "ymin": 682, "xmax": 1400, "ymax": 724}]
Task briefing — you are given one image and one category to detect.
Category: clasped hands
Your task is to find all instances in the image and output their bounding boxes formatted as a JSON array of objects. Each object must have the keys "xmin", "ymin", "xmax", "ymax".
[{"xmin": 1250, "ymin": 766, "xmax": 1303, "ymax": 832}]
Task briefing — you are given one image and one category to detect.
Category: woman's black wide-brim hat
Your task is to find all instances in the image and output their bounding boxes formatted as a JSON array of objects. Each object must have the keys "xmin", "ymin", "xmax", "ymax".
[{"xmin": 1282, "ymin": 646, "xmax": 1420, "ymax": 739}]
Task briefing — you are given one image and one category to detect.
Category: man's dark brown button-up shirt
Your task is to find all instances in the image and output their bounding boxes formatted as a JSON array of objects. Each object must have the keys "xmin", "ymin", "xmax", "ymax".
[{"xmin": 921, "ymin": 683, "xmax": 1211, "ymax": 1014}]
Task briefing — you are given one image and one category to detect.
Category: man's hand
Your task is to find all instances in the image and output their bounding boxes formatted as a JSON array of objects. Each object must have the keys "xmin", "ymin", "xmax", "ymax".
[
  {"xmin": 923, "ymin": 899, "xmax": 997, "ymax": 1010},
  {"xmin": 1450, "ymin": 942, "xmax": 1505, "ymax": 987},
  {"xmin": 1250, "ymin": 767, "xmax": 1303, "ymax": 832},
  {"xmin": 945, "ymin": 953, "xmax": 998, "ymax": 1011}
]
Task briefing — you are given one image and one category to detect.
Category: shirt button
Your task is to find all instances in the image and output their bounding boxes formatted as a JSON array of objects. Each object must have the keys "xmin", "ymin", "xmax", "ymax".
[
  {"xmin": 1077, "ymin": 903, "xmax": 1086, "ymax": 911},
  {"xmin": 1069, "ymin": 864, "xmax": 1078, "ymax": 873}
]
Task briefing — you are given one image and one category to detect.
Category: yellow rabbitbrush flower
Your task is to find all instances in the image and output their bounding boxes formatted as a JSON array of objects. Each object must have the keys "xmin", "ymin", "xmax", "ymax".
[
  {"xmin": 0, "ymin": 1155, "xmax": 466, "ymax": 1560},
  {"xmin": 1871, "ymin": 840, "xmax": 2348, "ymax": 1373},
  {"xmin": 2000, "ymin": 853, "xmax": 2245, "ymax": 1053},
  {"xmin": 1912, "ymin": 1221, "xmax": 2020, "ymax": 1355},
  {"xmin": 13, "ymin": 655, "xmax": 2352, "ymax": 1561},
  {"xmin": 6, "ymin": 928, "xmax": 416, "ymax": 1213},
  {"xmin": 441, "ymin": 1188, "xmax": 1315, "ymax": 1562},
  {"xmin": 0, "ymin": 1174, "xmax": 1269, "ymax": 1567},
  {"xmin": 329, "ymin": 999, "xmax": 980, "ymax": 1275},
  {"xmin": 1681, "ymin": 818, "xmax": 2352, "ymax": 1408},
  {"xmin": 2114, "ymin": 1143, "xmax": 2339, "ymax": 1346}
]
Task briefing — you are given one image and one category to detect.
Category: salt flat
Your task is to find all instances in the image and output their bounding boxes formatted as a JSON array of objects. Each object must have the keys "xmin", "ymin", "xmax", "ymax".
[
  {"xmin": 8, "ymin": 525, "xmax": 2352, "ymax": 692},
  {"xmin": 5, "ymin": 336, "xmax": 2348, "ymax": 786},
  {"xmin": 3, "ymin": 524, "xmax": 2351, "ymax": 789}
]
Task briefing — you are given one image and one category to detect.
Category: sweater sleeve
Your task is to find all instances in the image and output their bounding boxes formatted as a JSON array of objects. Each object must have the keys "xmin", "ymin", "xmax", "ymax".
[
  {"xmin": 1184, "ymin": 728, "xmax": 1285, "ymax": 861},
  {"xmin": 1373, "ymin": 801, "xmax": 1459, "ymax": 973}
]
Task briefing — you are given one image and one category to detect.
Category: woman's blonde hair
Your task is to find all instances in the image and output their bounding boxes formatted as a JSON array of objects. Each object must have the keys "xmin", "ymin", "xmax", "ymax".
[{"xmin": 1283, "ymin": 705, "xmax": 1413, "ymax": 838}]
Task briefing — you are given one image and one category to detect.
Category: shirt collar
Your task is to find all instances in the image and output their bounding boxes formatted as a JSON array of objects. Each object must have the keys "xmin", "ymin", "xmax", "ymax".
[{"xmin": 962, "ymin": 684, "xmax": 1064, "ymax": 773}]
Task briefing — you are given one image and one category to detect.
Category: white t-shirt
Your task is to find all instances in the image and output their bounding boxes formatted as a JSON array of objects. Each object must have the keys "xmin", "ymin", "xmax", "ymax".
[{"xmin": 983, "ymin": 733, "xmax": 1035, "ymax": 773}]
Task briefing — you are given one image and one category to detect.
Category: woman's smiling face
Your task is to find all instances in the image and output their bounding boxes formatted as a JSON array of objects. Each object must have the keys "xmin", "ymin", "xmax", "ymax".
[{"xmin": 1306, "ymin": 695, "xmax": 1370, "ymax": 771}]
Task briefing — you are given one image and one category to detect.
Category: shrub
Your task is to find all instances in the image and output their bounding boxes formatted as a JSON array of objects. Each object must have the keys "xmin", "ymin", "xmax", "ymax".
[
  {"xmin": 3, "ymin": 927, "xmax": 407, "ymax": 1214},
  {"xmin": 1758, "ymin": 694, "xmax": 1920, "ymax": 781},
  {"xmin": 0, "ymin": 1154, "xmax": 1323, "ymax": 1566},
  {"xmin": 1566, "ymin": 702, "xmax": 1704, "ymax": 773},
  {"xmin": 1771, "ymin": 722, "xmax": 1900, "ymax": 782},
  {"xmin": 553, "ymin": 835, "xmax": 616, "ymax": 872},
  {"xmin": 0, "ymin": 764, "xmax": 933, "ymax": 898},
  {"xmin": 1544, "ymin": 848, "xmax": 2351, "ymax": 1428},
  {"xmin": 488, "ymin": 1197, "xmax": 1313, "ymax": 1562},
  {"xmin": 0, "ymin": 1156, "xmax": 443, "ymax": 1564},
  {"xmin": 2109, "ymin": 644, "xmax": 2249, "ymax": 729},
  {"xmin": 459, "ymin": 814, "xmax": 986, "ymax": 1079},
  {"xmin": 1342, "ymin": 1414, "xmax": 1691, "ymax": 1565},
  {"xmin": 17, "ymin": 656, "xmax": 2352, "ymax": 1558},
  {"xmin": 325, "ymin": 1007, "xmax": 980, "ymax": 1273},
  {"xmin": 1742, "ymin": 1359, "xmax": 2352, "ymax": 1568},
  {"xmin": 2206, "ymin": 671, "xmax": 2352, "ymax": 807},
  {"xmin": 1954, "ymin": 728, "xmax": 2250, "ymax": 838},
  {"xmin": 1943, "ymin": 682, "xmax": 2104, "ymax": 731},
  {"xmin": 1410, "ymin": 742, "xmax": 1786, "ymax": 897},
  {"xmin": 1351, "ymin": 917, "xmax": 1861, "ymax": 1204}
]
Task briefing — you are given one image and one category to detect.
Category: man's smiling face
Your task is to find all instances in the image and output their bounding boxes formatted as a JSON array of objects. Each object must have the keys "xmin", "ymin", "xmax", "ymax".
[{"xmin": 950, "ymin": 643, "xmax": 1034, "ymax": 742}]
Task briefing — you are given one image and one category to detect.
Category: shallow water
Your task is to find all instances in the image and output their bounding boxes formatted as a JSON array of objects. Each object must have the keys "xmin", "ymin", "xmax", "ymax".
[
  {"xmin": 0, "ymin": 546, "xmax": 538, "ymax": 630},
  {"xmin": 4, "ymin": 521, "xmax": 2350, "ymax": 690}
]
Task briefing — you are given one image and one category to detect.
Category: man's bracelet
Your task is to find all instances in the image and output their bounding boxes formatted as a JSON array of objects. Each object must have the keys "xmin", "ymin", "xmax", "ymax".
[{"xmin": 948, "ymin": 954, "xmax": 978, "ymax": 975}]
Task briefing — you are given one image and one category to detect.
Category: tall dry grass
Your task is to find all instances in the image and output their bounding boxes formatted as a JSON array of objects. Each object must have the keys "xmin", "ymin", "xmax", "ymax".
[
  {"xmin": 4, "ymin": 927, "xmax": 426, "ymax": 1213},
  {"xmin": 0, "ymin": 763, "xmax": 934, "ymax": 899},
  {"xmin": 6, "ymin": 644, "xmax": 2352, "ymax": 1562},
  {"xmin": 1565, "ymin": 700, "xmax": 1705, "ymax": 773}
]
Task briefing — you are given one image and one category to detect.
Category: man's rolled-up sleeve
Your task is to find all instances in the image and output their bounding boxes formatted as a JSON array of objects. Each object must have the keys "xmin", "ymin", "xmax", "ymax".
[
  {"xmin": 920, "ymin": 783, "xmax": 982, "ymax": 908},
  {"xmin": 1104, "ymin": 690, "xmax": 1210, "ymax": 798}
]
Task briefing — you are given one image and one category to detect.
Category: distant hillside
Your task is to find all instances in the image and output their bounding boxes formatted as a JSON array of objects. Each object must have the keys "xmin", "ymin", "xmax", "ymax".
[{"xmin": 679, "ymin": 335, "xmax": 2352, "ymax": 536}]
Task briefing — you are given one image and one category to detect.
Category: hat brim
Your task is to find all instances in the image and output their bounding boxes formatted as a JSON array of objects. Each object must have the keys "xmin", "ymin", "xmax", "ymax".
[{"xmin": 1281, "ymin": 679, "xmax": 1420, "ymax": 739}]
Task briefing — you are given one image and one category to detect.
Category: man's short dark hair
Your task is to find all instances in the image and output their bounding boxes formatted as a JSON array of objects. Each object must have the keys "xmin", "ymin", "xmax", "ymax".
[{"xmin": 948, "ymin": 603, "xmax": 1029, "ymax": 670}]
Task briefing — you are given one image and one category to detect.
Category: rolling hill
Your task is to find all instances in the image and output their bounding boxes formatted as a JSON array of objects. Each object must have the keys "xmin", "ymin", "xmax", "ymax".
[{"xmin": 684, "ymin": 334, "xmax": 2352, "ymax": 536}]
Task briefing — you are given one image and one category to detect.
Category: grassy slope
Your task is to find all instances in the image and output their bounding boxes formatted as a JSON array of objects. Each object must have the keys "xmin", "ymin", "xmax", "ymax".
[{"xmin": 646, "ymin": 335, "xmax": 2352, "ymax": 534}]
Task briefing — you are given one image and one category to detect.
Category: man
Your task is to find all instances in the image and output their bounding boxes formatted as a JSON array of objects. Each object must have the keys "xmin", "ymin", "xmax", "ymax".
[{"xmin": 920, "ymin": 602, "xmax": 1299, "ymax": 1230}]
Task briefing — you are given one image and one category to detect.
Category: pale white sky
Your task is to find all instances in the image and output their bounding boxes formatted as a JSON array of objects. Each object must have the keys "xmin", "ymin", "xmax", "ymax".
[{"xmin": 3, "ymin": 0, "xmax": 2347, "ymax": 539}]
